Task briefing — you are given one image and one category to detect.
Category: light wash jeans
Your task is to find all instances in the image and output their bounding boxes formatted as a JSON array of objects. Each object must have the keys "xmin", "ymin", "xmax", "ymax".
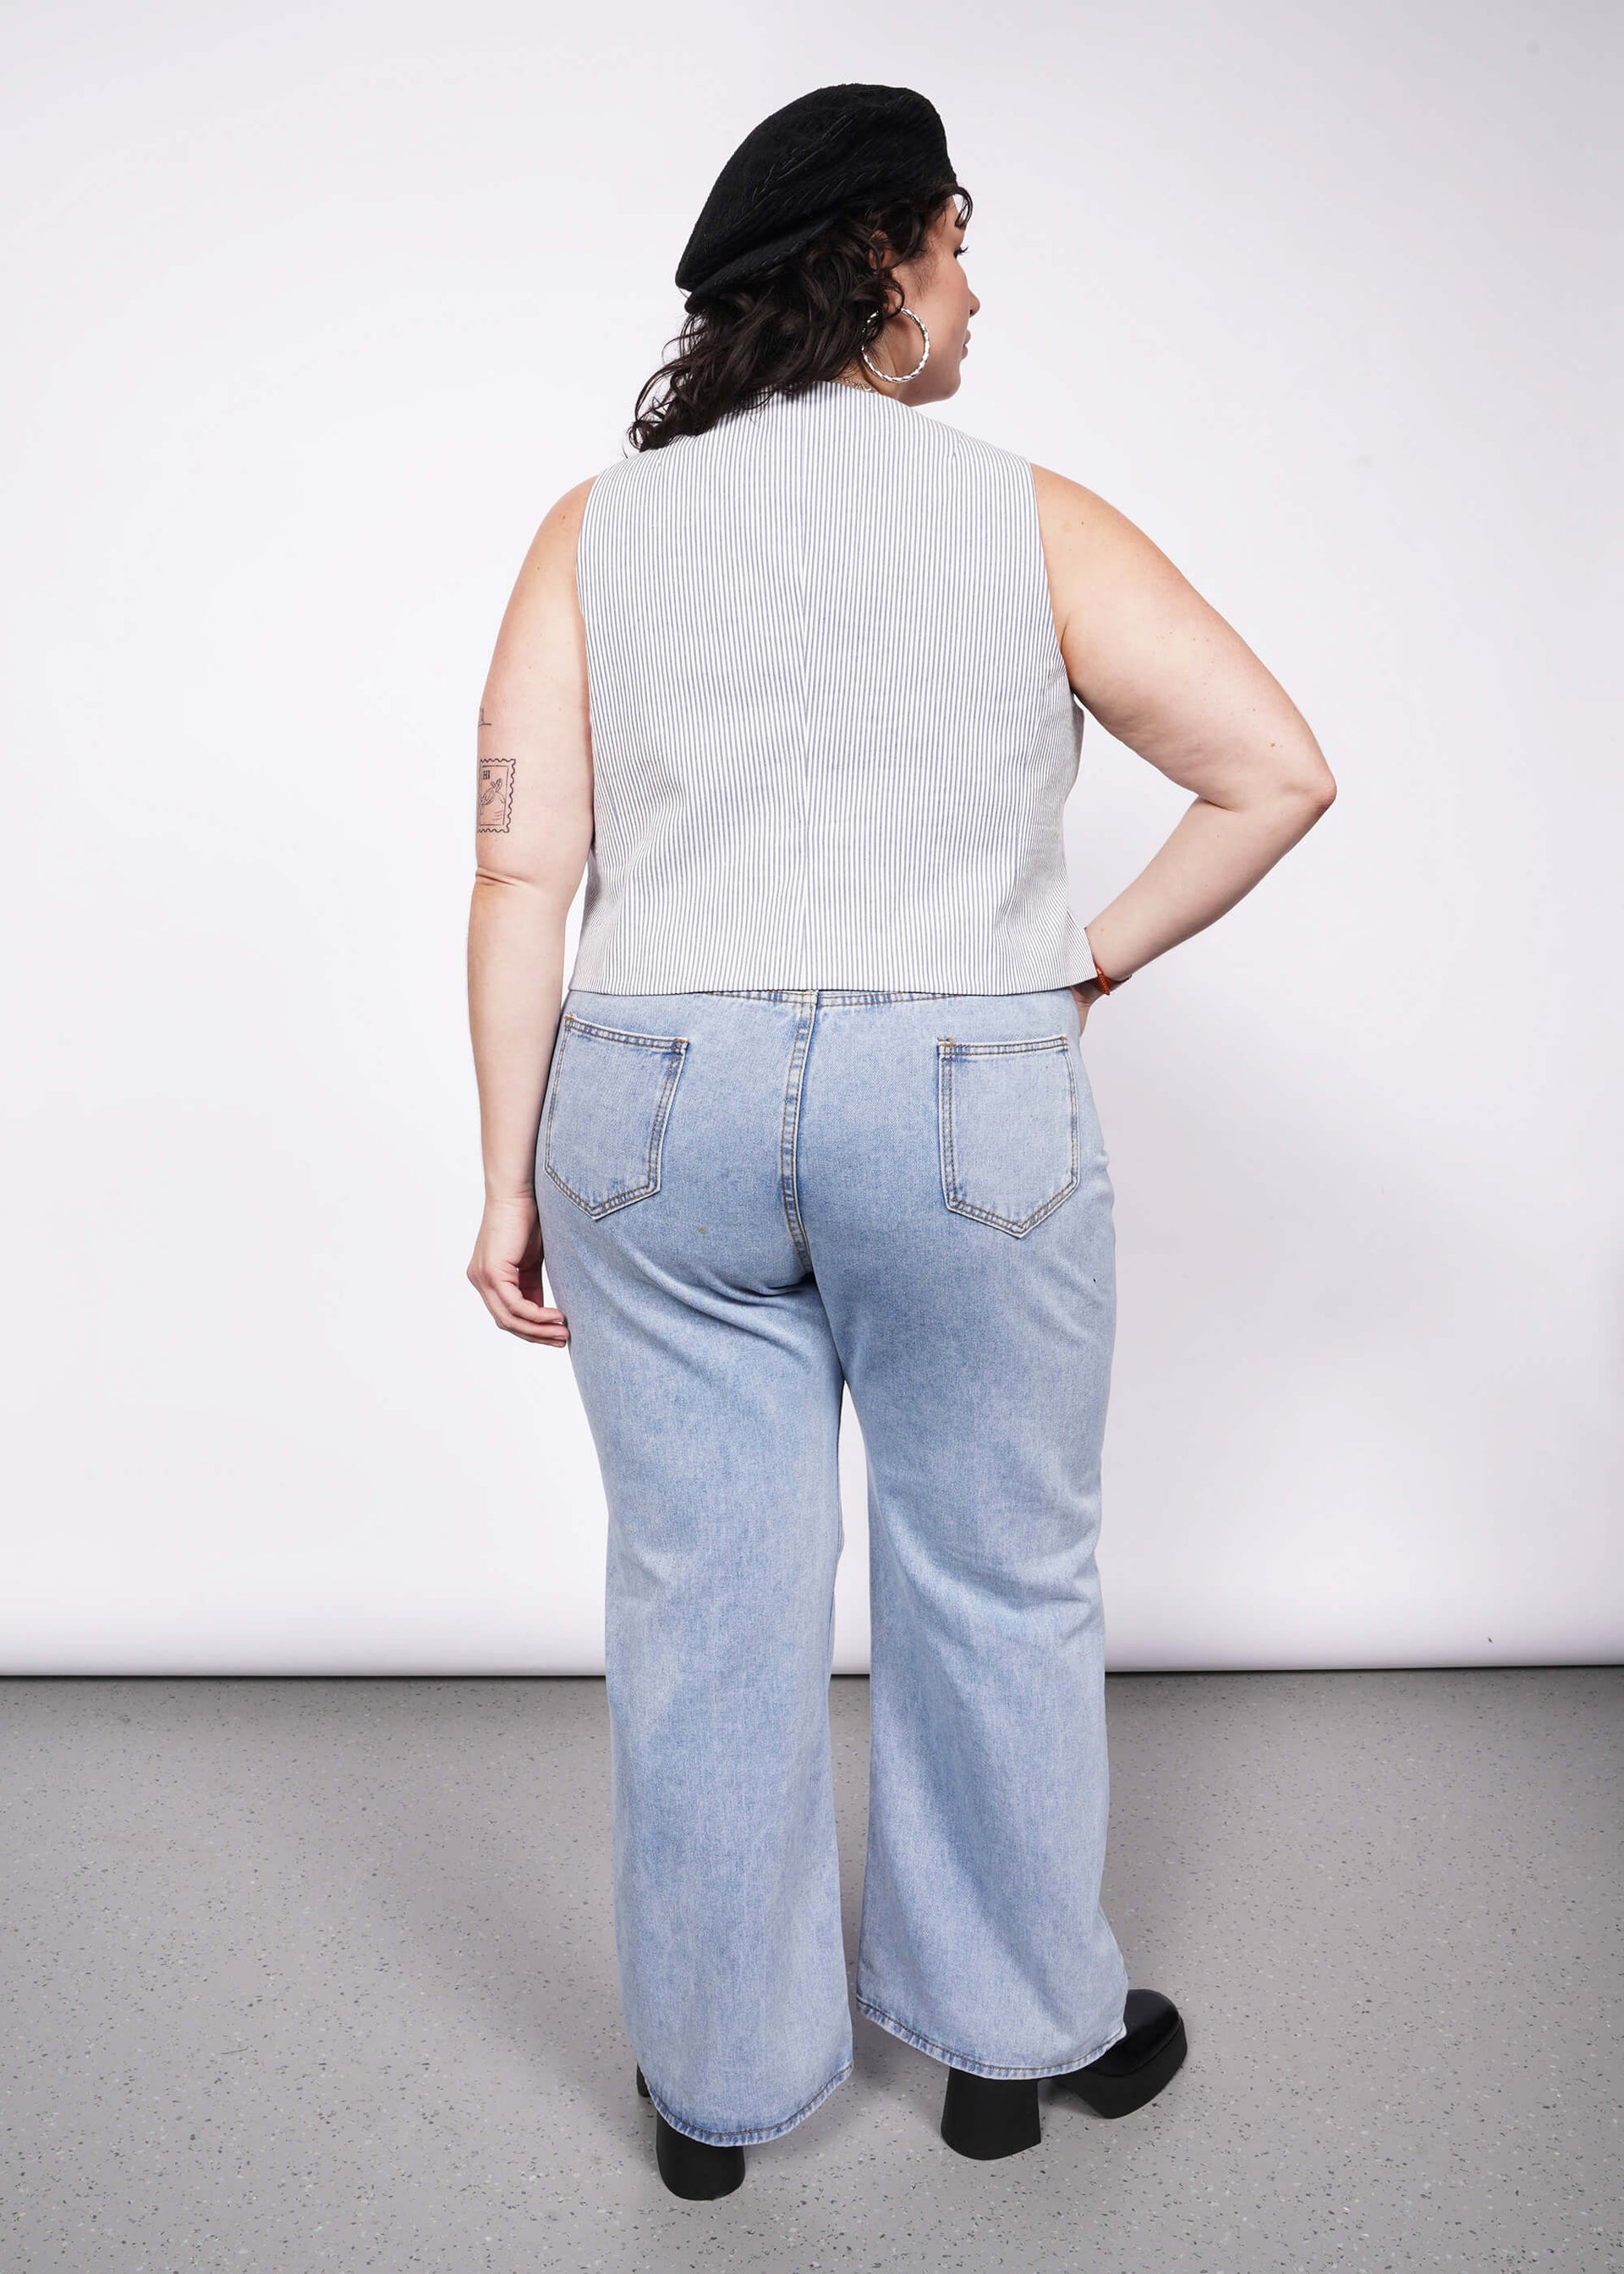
[{"xmin": 534, "ymin": 986, "xmax": 1130, "ymax": 2147}]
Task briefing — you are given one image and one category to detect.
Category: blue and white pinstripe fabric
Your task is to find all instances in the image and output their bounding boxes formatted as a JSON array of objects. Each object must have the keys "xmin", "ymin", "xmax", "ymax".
[{"xmin": 569, "ymin": 380, "xmax": 1091, "ymax": 995}]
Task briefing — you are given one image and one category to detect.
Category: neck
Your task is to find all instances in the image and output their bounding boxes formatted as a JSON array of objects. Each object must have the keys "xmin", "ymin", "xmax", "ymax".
[{"xmin": 828, "ymin": 362, "xmax": 910, "ymax": 399}]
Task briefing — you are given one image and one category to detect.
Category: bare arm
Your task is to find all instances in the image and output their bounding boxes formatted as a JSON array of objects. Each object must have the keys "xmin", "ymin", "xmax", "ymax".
[
  {"xmin": 465, "ymin": 478, "xmax": 596, "ymax": 1344},
  {"xmin": 1033, "ymin": 466, "xmax": 1336, "ymax": 1000}
]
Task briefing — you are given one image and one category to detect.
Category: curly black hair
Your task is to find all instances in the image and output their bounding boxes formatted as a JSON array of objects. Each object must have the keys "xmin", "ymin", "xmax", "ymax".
[{"xmin": 628, "ymin": 183, "xmax": 972, "ymax": 451}]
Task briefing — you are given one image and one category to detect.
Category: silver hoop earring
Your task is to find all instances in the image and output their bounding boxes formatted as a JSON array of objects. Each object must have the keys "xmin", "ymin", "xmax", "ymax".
[{"xmin": 859, "ymin": 304, "xmax": 930, "ymax": 384}]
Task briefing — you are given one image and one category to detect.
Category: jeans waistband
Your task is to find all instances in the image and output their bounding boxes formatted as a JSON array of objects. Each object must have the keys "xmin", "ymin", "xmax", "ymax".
[{"xmin": 691, "ymin": 988, "xmax": 986, "ymax": 1004}]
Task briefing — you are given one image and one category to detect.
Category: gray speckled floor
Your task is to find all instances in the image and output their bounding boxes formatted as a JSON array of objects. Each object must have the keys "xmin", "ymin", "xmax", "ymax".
[{"xmin": 1, "ymin": 1673, "xmax": 1619, "ymax": 2272}]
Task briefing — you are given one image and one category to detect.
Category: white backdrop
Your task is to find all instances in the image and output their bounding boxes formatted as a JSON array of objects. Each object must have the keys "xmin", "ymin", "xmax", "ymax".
[{"xmin": 3, "ymin": 0, "xmax": 1618, "ymax": 1673}]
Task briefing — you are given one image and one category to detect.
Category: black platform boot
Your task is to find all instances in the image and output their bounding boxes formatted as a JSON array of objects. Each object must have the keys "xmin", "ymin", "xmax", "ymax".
[
  {"xmin": 939, "ymin": 1990, "xmax": 1188, "ymax": 2161},
  {"xmin": 1054, "ymin": 1988, "xmax": 1188, "ymax": 2119},
  {"xmin": 636, "ymin": 2068, "xmax": 747, "ymax": 2200},
  {"xmin": 940, "ymin": 2066, "xmax": 1042, "ymax": 2160}
]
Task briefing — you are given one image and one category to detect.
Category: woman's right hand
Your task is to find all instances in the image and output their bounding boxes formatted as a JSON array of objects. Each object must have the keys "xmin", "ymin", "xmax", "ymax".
[{"xmin": 467, "ymin": 1195, "xmax": 570, "ymax": 1346}]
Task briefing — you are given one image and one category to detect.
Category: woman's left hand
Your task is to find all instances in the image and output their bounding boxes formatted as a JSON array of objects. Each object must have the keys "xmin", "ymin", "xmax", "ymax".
[{"xmin": 1069, "ymin": 979, "xmax": 1100, "ymax": 1036}]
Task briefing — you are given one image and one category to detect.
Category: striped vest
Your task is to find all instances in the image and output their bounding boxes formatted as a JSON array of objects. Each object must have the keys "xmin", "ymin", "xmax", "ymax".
[{"xmin": 569, "ymin": 380, "xmax": 1089, "ymax": 994}]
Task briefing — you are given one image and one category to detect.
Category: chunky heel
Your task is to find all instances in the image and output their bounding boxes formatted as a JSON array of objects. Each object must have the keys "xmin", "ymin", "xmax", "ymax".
[
  {"xmin": 1056, "ymin": 1989, "xmax": 1188, "ymax": 2119},
  {"xmin": 940, "ymin": 2068, "xmax": 1042, "ymax": 2161},
  {"xmin": 655, "ymin": 2114, "xmax": 746, "ymax": 2200},
  {"xmin": 635, "ymin": 2067, "xmax": 746, "ymax": 2199}
]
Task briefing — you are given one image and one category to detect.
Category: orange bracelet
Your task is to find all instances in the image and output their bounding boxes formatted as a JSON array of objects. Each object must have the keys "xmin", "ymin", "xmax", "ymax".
[{"xmin": 1090, "ymin": 948, "xmax": 1128, "ymax": 994}]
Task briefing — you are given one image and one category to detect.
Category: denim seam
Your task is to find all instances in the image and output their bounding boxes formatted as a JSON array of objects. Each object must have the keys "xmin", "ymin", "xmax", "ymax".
[
  {"xmin": 856, "ymin": 1996, "xmax": 1128, "ymax": 2082},
  {"xmin": 936, "ymin": 1037, "xmax": 1080, "ymax": 1239},
  {"xmin": 544, "ymin": 1021, "xmax": 688, "ymax": 1219},
  {"xmin": 939, "ymin": 1034, "xmax": 1074, "ymax": 1058},
  {"xmin": 778, "ymin": 1001, "xmax": 816, "ymax": 1270},
  {"xmin": 643, "ymin": 2056, "xmax": 853, "ymax": 2147},
  {"xmin": 558, "ymin": 1012, "xmax": 691, "ymax": 1050},
  {"xmin": 694, "ymin": 988, "xmax": 963, "ymax": 1003}
]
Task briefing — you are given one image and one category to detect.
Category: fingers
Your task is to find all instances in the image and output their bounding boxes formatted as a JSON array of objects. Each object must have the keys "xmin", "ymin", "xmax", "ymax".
[
  {"xmin": 487, "ymin": 1289, "xmax": 569, "ymax": 1344},
  {"xmin": 466, "ymin": 1196, "xmax": 570, "ymax": 1343},
  {"xmin": 467, "ymin": 1261, "xmax": 569, "ymax": 1345},
  {"xmin": 495, "ymin": 1311, "xmax": 569, "ymax": 1345},
  {"xmin": 497, "ymin": 1279, "xmax": 559, "ymax": 1326}
]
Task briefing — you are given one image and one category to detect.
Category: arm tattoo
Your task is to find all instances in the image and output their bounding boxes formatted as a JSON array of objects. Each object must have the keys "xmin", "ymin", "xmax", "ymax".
[{"xmin": 478, "ymin": 757, "xmax": 515, "ymax": 832}]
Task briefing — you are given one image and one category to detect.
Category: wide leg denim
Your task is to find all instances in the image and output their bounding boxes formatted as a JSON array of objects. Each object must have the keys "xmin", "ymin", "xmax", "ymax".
[{"xmin": 533, "ymin": 986, "xmax": 1130, "ymax": 2147}]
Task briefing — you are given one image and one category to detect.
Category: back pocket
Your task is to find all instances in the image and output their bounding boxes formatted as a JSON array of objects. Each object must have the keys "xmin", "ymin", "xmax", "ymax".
[
  {"xmin": 543, "ymin": 1013, "xmax": 688, "ymax": 1220},
  {"xmin": 937, "ymin": 1035, "xmax": 1079, "ymax": 1237}
]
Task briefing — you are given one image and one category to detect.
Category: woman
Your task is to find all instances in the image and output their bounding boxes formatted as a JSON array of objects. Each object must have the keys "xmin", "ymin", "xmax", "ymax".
[{"xmin": 467, "ymin": 83, "xmax": 1336, "ymax": 2201}]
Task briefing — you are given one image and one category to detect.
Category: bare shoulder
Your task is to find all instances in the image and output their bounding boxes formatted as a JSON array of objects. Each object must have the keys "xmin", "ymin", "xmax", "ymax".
[
  {"xmin": 1029, "ymin": 461, "xmax": 1332, "ymax": 799},
  {"xmin": 487, "ymin": 479, "xmax": 601, "ymax": 661},
  {"xmin": 518, "ymin": 475, "xmax": 599, "ymax": 585},
  {"xmin": 1030, "ymin": 461, "xmax": 1114, "ymax": 532},
  {"xmin": 1030, "ymin": 463, "xmax": 1193, "ymax": 629},
  {"xmin": 547, "ymin": 473, "xmax": 599, "ymax": 530},
  {"xmin": 1031, "ymin": 459, "xmax": 1236, "ymax": 672},
  {"xmin": 484, "ymin": 478, "xmax": 601, "ymax": 714}
]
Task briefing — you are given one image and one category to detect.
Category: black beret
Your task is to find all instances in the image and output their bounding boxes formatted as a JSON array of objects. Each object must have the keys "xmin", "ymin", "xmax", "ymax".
[{"xmin": 675, "ymin": 83, "xmax": 957, "ymax": 311}]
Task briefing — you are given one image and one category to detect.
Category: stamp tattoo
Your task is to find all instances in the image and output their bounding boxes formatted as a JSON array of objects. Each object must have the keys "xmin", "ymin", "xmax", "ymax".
[{"xmin": 478, "ymin": 757, "xmax": 515, "ymax": 832}]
